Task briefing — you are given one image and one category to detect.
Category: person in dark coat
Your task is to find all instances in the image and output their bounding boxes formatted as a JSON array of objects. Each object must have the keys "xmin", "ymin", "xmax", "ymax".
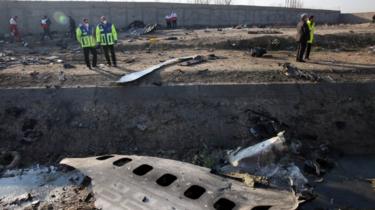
[
  {"xmin": 296, "ymin": 13, "xmax": 310, "ymax": 62},
  {"xmin": 69, "ymin": 16, "xmax": 76, "ymax": 39}
]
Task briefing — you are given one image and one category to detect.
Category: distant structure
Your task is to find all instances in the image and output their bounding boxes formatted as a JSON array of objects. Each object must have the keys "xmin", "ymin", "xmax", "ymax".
[
  {"xmin": 194, "ymin": 0, "xmax": 211, "ymax": 4},
  {"xmin": 285, "ymin": 0, "xmax": 303, "ymax": 8}
]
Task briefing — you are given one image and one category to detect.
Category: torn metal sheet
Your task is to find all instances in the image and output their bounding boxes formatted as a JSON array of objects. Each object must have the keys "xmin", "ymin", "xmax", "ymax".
[
  {"xmin": 228, "ymin": 131, "xmax": 287, "ymax": 168},
  {"xmin": 116, "ymin": 56, "xmax": 196, "ymax": 83},
  {"xmin": 61, "ymin": 155, "xmax": 299, "ymax": 210}
]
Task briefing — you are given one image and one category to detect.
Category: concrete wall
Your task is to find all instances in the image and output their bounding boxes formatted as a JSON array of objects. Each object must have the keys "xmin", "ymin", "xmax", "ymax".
[
  {"xmin": 340, "ymin": 12, "xmax": 375, "ymax": 24},
  {"xmin": 0, "ymin": 1, "xmax": 341, "ymax": 34}
]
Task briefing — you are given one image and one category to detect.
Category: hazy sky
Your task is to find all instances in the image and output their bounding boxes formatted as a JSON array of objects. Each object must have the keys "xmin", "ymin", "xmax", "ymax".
[
  {"xmin": 19, "ymin": 0, "xmax": 375, "ymax": 13},
  {"xmin": 249, "ymin": 0, "xmax": 375, "ymax": 12}
]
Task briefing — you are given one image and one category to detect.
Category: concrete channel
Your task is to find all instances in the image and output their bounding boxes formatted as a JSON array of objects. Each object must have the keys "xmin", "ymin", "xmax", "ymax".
[{"xmin": 1, "ymin": 82, "xmax": 375, "ymax": 165}]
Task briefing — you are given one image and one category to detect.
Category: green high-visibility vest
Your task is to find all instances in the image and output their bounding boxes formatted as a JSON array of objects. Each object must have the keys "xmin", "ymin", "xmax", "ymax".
[
  {"xmin": 307, "ymin": 20, "xmax": 315, "ymax": 44},
  {"xmin": 96, "ymin": 23, "xmax": 118, "ymax": 46},
  {"xmin": 76, "ymin": 25, "xmax": 96, "ymax": 48}
]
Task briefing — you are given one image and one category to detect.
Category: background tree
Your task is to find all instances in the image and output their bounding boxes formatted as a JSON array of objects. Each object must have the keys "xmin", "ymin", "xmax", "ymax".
[
  {"xmin": 285, "ymin": 0, "xmax": 304, "ymax": 8},
  {"xmin": 214, "ymin": 0, "xmax": 232, "ymax": 5}
]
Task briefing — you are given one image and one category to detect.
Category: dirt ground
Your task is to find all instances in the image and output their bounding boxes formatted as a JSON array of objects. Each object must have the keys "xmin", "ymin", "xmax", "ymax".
[
  {"xmin": 1, "ymin": 23, "xmax": 375, "ymax": 209},
  {"xmin": 0, "ymin": 23, "xmax": 375, "ymax": 88}
]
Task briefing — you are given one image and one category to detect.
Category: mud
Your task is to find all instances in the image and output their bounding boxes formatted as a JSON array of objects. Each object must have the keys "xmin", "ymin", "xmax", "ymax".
[
  {"xmin": 300, "ymin": 155, "xmax": 375, "ymax": 210},
  {"xmin": 1, "ymin": 83, "xmax": 375, "ymax": 167},
  {"xmin": 0, "ymin": 166, "xmax": 95, "ymax": 210}
]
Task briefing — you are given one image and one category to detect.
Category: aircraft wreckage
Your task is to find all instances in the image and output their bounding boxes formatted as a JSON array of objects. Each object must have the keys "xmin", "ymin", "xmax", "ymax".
[{"xmin": 61, "ymin": 155, "xmax": 300, "ymax": 210}]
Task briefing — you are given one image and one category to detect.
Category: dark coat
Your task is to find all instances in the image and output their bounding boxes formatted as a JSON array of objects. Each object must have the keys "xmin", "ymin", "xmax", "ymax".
[
  {"xmin": 296, "ymin": 20, "xmax": 310, "ymax": 43},
  {"xmin": 69, "ymin": 17, "xmax": 76, "ymax": 30}
]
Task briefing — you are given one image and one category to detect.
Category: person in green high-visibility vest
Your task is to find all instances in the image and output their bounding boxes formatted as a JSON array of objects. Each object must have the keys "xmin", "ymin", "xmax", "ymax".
[
  {"xmin": 76, "ymin": 18, "xmax": 97, "ymax": 69},
  {"xmin": 96, "ymin": 16, "xmax": 118, "ymax": 67},
  {"xmin": 296, "ymin": 13, "xmax": 310, "ymax": 62},
  {"xmin": 305, "ymin": 15, "xmax": 315, "ymax": 60}
]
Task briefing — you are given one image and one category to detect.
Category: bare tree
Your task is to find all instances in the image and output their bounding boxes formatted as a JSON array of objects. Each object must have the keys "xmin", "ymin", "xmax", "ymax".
[
  {"xmin": 195, "ymin": 0, "xmax": 211, "ymax": 4},
  {"xmin": 285, "ymin": 0, "xmax": 303, "ymax": 8},
  {"xmin": 214, "ymin": 0, "xmax": 232, "ymax": 5}
]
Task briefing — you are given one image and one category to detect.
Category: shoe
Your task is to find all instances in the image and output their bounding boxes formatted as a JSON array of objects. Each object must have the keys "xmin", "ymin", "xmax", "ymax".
[{"xmin": 305, "ymin": 57, "xmax": 310, "ymax": 60}]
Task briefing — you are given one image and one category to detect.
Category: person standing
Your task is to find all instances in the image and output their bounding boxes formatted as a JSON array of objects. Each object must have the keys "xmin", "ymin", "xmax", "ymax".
[
  {"xmin": 40, "ymin": 16, "xmax": 53, "ymax": 41},
  {"xmin": 68, "ymin": 16, "xmax": 76, "ymax": 39},
  {"xmin": 9, "ymin": 16, "xmax": 20, "ymax": 42},
  {"xmin": 305, "ymin": 16, "xmax": 315, "ymax": 60},
  {"xmin": 170, "ymin": 12, "xmax": 177, "ymax": 28},
  {"xmin": 165, "ymin": 14, "xmax": 171, "ymax": 29},
  {"xmin": 296, "ymin": 13, "xmax": 310, "ymax": 62},
  {"xmin": 96, "ymin": 16, "xmax": 118, "ymax": 67},
  {"xmin": 76, "ymin": 18, "xmax": 97, "ymax": 69}
]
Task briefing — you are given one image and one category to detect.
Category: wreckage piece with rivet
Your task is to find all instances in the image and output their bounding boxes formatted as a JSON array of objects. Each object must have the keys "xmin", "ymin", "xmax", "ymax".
[
  {"xmin": 60, "ymin": 155, "xmax": 300, "ymax": 210},
  {"xmin": 116, "ymin": 56, "xmax": 197, "ymax": 83}
]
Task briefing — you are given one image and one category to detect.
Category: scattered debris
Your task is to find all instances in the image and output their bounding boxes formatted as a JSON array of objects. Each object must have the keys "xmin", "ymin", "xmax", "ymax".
[
  {"xmin": 250, "ymin": 47, "xmax": 267, "ymax": 57},
  {"xmin": 143, "ymin": 24, "xmax": 159, "ymax": 35},
  {"xmin": 247, "ymin": 29, "xmax": 282, "ymax": 34},
  {"xmin": 117, "ymin": 55, "xmax": 196, "ymax": 83},
  {"xmin": 0, "ymin": 165, "xmax": 92, "ymax": 209},
  {"xmin": 63, "ymin": 63, "xmax": 75, "ymax": 69},
  {"xmin": 84, "ymin": 193, "xmax": 93, "ymax": 203},
  {"xmin": 29, "ymin": 71, "xmax": 40, "ymax": 79},
  {"xmin": 234, "ymin": 25, "xmax": 242, "ymax": 29},
  {"xmin": 58, "ymin": 71, "xmax": 67, "ymax": 81},
  {"xmin": 124, "ymin": 20, "xmax": 146, "ymax": 31},
  {"xmin": 271, "ymin": 38, "xmax": 281, "ymax": 47},
  {"xmin": 124, "ymin": 57, "xmax": 136, "ymax": 63},
  {"xmin": 165, "ymin": 36, "xmax": 178, "ymax": 40},
  {"xmin": 304, "ymin": 160, "xmax": 321, "ymax": 176},
  {"xmin": 197, "ymin": 69, "xmax": 209, "ymax": 74},
  {"xmin": 9, "ymin": 193, "xmax": 32, "ymax": 206},
  {"xmin": 223, "ymin": 172, "xmax": 257, "ymax": 187},
  {"xmin": 246, "ymin": 109, "xmax": 285, "ymax": 139},
  {"xmin": 124, "ymin": 21, "xmax": 159, "ymax": 36},
  {"xmin": 45, "ymin": 56, "xmax": 59, "ymax": 61},
  {"xmin": 152, "ymin": 81, "xmax": 162, "ymax": 86},
  {"xmin": 22, "ymin": 41, "xmax": 29, "ymax": 48},
  {"xmin": 180, "ymin": 55, "xmax": 206, "ymax": 66},
  {"xmin": 281, "ymin": 63, "xmax": 321, "ymax": 81}
]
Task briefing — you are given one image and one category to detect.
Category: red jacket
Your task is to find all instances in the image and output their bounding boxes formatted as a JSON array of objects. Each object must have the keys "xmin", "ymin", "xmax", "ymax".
[{"xmin": 41, "ymin": 18, "xmax": 51, "ymax": 29}]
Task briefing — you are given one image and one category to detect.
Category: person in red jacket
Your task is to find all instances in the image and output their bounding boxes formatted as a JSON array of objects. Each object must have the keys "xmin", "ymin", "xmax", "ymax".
[
  {"xmin": 40, "ymin": 15, "xmax": 53, "ymax": 41},
  {"xmin": 9, "ymin": 16, "xmax": 20, "ymax": 42},
  {"xmin": 170, "ymin": 12, "xmax": 177, "ymax": 28}
]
